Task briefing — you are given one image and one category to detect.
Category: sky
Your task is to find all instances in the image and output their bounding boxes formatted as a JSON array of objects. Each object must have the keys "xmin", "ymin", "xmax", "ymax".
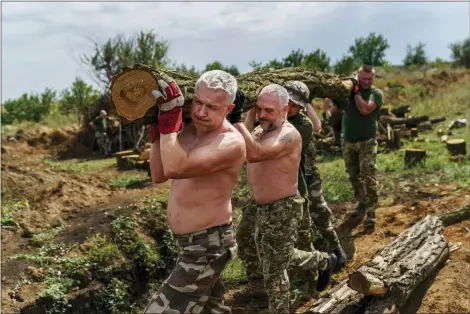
[{"xmin": 2, "ymin": 1, "xmax": 469, "ymax": 101}]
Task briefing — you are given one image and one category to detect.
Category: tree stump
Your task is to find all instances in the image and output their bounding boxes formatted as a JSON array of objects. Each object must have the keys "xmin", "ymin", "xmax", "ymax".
[
  {"xmin": 446, "ymin": 139, "xmax": 466, "ymax": 156},
  {"xmin": 386, "ymin": 130, "xmax": 401, "ymax": 150},
  {"xmin": 410, "ymin": 128, "xmax": 418, "ymax": 138},
  {"xmin": 404, "ymin": 149, "xmax": 426, "ymax": 167}
]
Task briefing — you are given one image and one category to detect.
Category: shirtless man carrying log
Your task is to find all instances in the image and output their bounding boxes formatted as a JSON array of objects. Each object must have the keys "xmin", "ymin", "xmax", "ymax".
[
  {"xmin": 233, "ymin": 84, "xmax": 337, "ymax": 314},
  {"xmin": 144, "ymin": 70, "xmax": 246, "ymax": 314}
]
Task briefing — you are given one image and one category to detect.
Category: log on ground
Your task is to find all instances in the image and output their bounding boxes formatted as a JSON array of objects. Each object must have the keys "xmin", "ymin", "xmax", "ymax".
[
  {"xmin": 439, "ymin": 203, "xmax": 470, "ymax": 227},
  {"xmin": 430, "ymin": 116, "xmax": 446, "ymax": 124},
  {"xmin": 391, "ymin": 105, "xmax": 410, "ymax": 118},
  {"xmin": 306, "ymin": 215, "xmax": 448, "ymax": 314},
  {"xmin": 380, "ymin": 116, "xmax": 429, "ymax": 128}
]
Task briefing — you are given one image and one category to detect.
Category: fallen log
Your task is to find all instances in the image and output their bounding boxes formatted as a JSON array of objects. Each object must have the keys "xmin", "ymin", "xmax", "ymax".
[
  {"xmin": 306, "ymin": 215, "xmax": 449, "ymax": 314},
  {"xmin": 446, "ymin": 139, "xmax": 467, "ymax": 156},
  {"xmin": 430, "ymin": 116, "xmax": 446, "ymax": 124},
  {"xmin": 417, "ymin": 121, "xmax": 433, "ymax": 130},
  {"xmin": 439, "ymin": 204, "xmax": 470, "ymax": 227},
  {"xmin": 380, "ymin": 115, "xmax": 429, "ymax": 128},
  {"xmin": 391, "ymin": 105, "xmax": 410, "ymax": 118},
  {"xmin": 110, "ymin": 64, "xmax": 356, "ymax": 124}
]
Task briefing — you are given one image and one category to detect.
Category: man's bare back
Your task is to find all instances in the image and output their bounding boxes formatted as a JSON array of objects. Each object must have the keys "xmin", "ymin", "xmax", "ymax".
[
  {"xmin": 247, "ymin": 122, "xmax": 301, "ymax": 204},
  {"xmin": 168, "ymin": 121, "xmax": 245, "ymax": 234}
]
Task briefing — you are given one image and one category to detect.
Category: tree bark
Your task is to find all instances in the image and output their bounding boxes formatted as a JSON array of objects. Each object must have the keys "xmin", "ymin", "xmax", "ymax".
[
  {"xmin": 380, "ymin": 115, "xmax": 429, "ymax": 128},
  {"xmin": 391, "ymin": 105, "xmax": 410, "ymax": 118},
  {"xmin": 439, "ymin": 204, "xmax": 470, "ymax": 227},
  {"xmin": 111, "ymin": 64, "xmax": 356, "ymax": 124},
  {"xmin": 306, "ymin": 215, "xmax": 448, "ymax": 314},
  {"xmin": 430, "ymin": 116, "xmax": 446, "ymax": 124}
]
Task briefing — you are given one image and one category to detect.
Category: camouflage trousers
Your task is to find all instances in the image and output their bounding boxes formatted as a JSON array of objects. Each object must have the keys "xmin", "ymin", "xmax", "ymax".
[
  {"xmin": 144, "ymin": 223, "xmax": 237, "ymax": 314},
  {"xmin": 236, "ymin": 194, "xmax": 328, "ymax": 314},
  {"xmin": 302, "ymin": 140, "xmax": 342, "ymax": 251},
  {"xmin": 343, "ymin": 138, "xmax": 379, "ymax": 222},
  {"xmin": 95, "ymin": 131, "xmax": 111, "ymax": 155}
]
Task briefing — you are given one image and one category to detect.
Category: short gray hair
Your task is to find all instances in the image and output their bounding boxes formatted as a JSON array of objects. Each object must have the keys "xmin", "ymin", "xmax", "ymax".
[
  {"xmin": 258, "ymin": 84, "xmax": 289, "ymax": 107},
  {"xmin": 195, "ymin": 70, "xmax": 238, "ymax": 105}
]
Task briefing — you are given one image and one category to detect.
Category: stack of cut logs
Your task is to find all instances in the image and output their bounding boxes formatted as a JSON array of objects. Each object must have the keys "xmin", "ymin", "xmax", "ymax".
[
  {"xmin": 115, "ymin": 143, "xmax": 151, "ymax": 171},
  {"xmin": 378, "ymin": 104, "xmax": 467, "ymax": 166}
]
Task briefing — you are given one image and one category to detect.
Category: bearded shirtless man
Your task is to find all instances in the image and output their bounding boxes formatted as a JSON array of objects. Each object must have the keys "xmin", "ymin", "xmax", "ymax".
[
  {"xmin": 233, "ymin": 84, "xmax": 337, "ymax": 314},
  {"xmin": 144, "ymin": 70, "xmax": 246, "ymax": 314}
]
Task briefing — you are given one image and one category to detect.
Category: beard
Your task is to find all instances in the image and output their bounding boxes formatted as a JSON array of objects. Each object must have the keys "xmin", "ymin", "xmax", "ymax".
[{"xmin": 259, "ymin": 119, "xmax": 277, "ymax": 132}]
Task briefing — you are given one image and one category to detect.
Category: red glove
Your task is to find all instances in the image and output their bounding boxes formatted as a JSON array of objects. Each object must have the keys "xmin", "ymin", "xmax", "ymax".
[
  {"xmin": 353, "ymin": 84, "xmax": 361, "ymax": 95},
  {"xmin": 152, "ymin": 74, "xmax": 185, "ymax": 134}
]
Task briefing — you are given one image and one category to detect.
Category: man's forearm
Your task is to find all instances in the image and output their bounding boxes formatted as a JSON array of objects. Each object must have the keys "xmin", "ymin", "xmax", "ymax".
[
  {"xmin": 149, "ymin": 133, "xmax": 167, "ymax": 183},
  {"xmin": 233, "ymin": 123, "xmax": 260, "ymax": 161},
  {"xmin": 244, "ymin": 108, "xmax": 257, "ymax": 132},
  {"xmin": 160, "ymin": 132, "xmax": 187, "ymax": 175},
  {"xmin": 306, "ymin": 103, "xmax": 322, "ymax": 131},
  {"xmin": 355, "ymin": 94, "xmax": 375, "ymax": 115}
]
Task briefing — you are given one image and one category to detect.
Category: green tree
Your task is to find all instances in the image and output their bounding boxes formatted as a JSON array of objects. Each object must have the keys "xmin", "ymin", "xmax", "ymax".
[
  {"xmin": 171, "ymin": 62, "xmax": 200, "ymax": 76},
  {"xmin": 82, "ymin": 30, "xmax": 170, "ymax": 90},
  {"xmin": 1, "ymin": 89, "xmax": 56, "ymax": 124},
  {"xmin": 333, "ymin": 55, "xmax": 358, "ymax": 75},
  {"xmin": 203, "ymin": 61, "xmax": 240, "ymax": 76},
  {"xmin": 449, "ymin": 37, "xmax": 470, "ymax": 68},
  {"xmin": 59, "ymin": 77, "xmax": 101, "ymax": 124},
  {"xmin": 403, "ymin": 42, "xmax": 428, "ymax": 67},
  {"xmin": 348, "ymin": 32, "xmax": 390, "ymax": 66},
  {"xmin": 303, "ymin": 49, "xmax": 331, "ymax": 72},
  {"xmin": 248, "ymin": 48, "xmax": 331, "ymax": 72}
]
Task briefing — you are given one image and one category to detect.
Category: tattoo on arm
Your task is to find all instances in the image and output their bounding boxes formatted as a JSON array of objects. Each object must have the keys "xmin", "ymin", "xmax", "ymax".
[{"xmin": 280, "ymin": 131, "xmax": 294, "ymax": 144}]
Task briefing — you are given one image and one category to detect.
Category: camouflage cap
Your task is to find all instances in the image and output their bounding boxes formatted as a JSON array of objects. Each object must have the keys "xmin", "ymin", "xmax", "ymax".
[{"xmin": 284, "ymin": 81, "xmax": 310, "ymax": 108}]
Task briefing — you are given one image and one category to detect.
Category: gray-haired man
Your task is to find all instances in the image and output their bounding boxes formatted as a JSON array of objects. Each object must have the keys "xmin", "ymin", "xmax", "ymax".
[{"xmin": 144, "ymin": 70, "xmax": 246, "ymax": 314}]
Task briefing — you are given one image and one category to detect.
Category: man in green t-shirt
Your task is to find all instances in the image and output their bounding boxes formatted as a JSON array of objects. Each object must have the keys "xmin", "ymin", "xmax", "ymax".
[
  {"xmin": 334, "ymin": 65, "xmax": 383, "ymax": 232},
  {"xmin": 285, "ymin": 81, "xmax": 347, "ymax": 270},
  {"xmin": 89, "ymin": 110, "xmax": 112, "ymax": 157}
]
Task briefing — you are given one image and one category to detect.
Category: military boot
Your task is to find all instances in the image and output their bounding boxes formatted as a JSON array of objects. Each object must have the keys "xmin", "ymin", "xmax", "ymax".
[
  {"xmin": 316, "ymin": 252, "xmax": 337, "ymax": 292},
  {"xmin": 350, "ymin": 202, "xmax": 366, "ymax": 217},
  {"xmin": 232, "ymin": 276, "xmax": 268, "ymax": 305},
  {"xmin": 332, "ymin": 245, "xmax": 347, "ymax": 272},
  {"xmin": 364, "ymin": 212, "xmax": 376, "ymax": 233}
]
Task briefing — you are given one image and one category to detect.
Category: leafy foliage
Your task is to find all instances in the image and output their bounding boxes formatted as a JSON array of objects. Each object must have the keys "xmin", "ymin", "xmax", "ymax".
[
  {"xmin": 403, "ymin": 42, "xmax": 428, "ymax": 67},
  {"xmin": 59, "ymin": 77, "xmax": 101, "ymax": 124},
  {"xmin": 1, "ymin": 88, "xmax": 57, "ymax": 124},
  {"xmin": 204, "ymin": 60, "xmax": 240, "ymax": 76},
  {"xmin": 81, "ymin": 30, "xmax": 170, "ymax": 89},
  {"xmin": 348, "ymin": 32, "xmax": 390, "ymax": 66},
  {"xmin": 449, "ymin": 37, "xmax": 470, "ymax": 68},
  {"xmin": 333, "ymin": 55, "xmax": 358, "ymax": 75},
  {"xmin": 249, "ymin": 48, "xmax": 331, "ymax": 72}
]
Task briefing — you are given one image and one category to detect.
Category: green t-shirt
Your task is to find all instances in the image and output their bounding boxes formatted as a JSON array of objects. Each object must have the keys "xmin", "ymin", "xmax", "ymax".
[
  {"xmin": 339, "ymin": 87, "xmax": 383, "ymax": 143},
  {"xmin": 93, "ymin": 116, "xmax": 107, "ymax": 133},
  {"xmin": 288, "ymin": 112, "xmax": 313, "ymax": 197}
]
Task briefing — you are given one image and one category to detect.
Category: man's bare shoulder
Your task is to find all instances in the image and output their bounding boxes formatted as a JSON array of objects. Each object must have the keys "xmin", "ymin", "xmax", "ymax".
[
  {"xmin": 278, "ymin": 122, "xmax": 301, "ymax": 145},
  {"xmin": 219, "ymin": 125, "xmax": 246, "ymax": 152}
]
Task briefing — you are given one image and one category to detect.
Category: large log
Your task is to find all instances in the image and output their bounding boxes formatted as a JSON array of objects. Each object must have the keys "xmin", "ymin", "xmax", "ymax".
[
  {"xmin": 111, "ymin": 64, "xmax": 356, "ymax": 124},
  {"xmin": 306, "ymin": 215, "xmax": 449, "ymax": 314},
  {"xmin": 391, "ymin": 105, "xmax": 410, "ymax": 118},
  {"xmin": 439, "ymin": 203, "xmax": 470, "ymax": 227},
  {"xmin": 380, "ymin": 115, "xmax": 429, "ymax": 128}
]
